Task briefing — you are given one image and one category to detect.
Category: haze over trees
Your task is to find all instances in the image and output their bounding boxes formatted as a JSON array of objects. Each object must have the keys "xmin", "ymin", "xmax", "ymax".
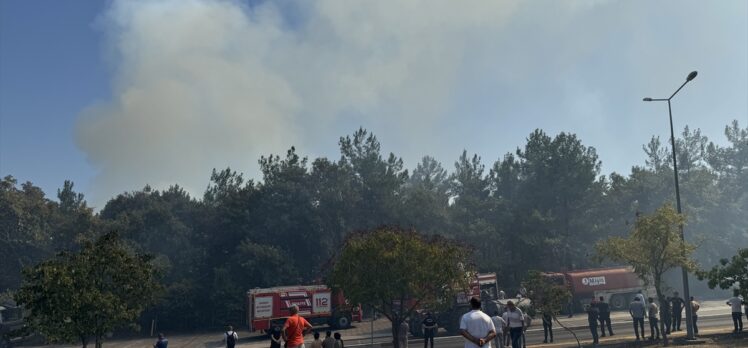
[{"xmin": 1, "ymin": 121, "xmax": 746, "ymax": 330}]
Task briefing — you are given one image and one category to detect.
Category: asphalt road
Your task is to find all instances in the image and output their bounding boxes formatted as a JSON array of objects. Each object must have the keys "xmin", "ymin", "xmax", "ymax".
[{"xmin": 368, "ymin": 313, "xmax": 741, "ymax": 348}]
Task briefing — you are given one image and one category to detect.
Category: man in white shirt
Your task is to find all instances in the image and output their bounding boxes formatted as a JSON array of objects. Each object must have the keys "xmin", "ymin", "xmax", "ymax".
[
  {"xmin": 460, "ymin": 297, "xmax": 496, "ymax": 348},
  {"xmin": 727, "ymin": 289, "xmax": 744, "ymax": 333},
  {"xmin": 501, "ymin": 301, "xmax": 524, "ymax": 348},
  {"xmin": 647, "ymin": 298, "xmax": 660, "ymax": 340},
  {"xmin": 490, "ymin": 311, "xmax": 505, "ymax": 348}
]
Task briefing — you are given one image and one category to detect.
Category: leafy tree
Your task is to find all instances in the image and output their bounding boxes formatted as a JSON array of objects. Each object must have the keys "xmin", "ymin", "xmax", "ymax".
[
  {"xmin": 15, "ymin": 232, "xmax": 161, "ymax": 348},
  {"xmin": 338, "ymin": 128, "xmax": 408, "ymax": 229},
  {"xmin": 329, "ymin": 227, "xmax": 470, "ymax": 348},
  {"xmin": 522, "ymin": 271, "xmax": 578, "ymax": 346},
  {"xmin": 447, "ymin": 151, "xmax": 509, "ymax": 274},
  {"xmin": 399, "ymin": 156, "xmax": 450, "ymax": 234},
  {"xmin": 0, "ymin": 177, "xmax": 93, "ymax": 291},
  {"xmin": 596, "ymin": 203, "xmax": 696, "ymax": 345},
  {"xmin": 698, "ymin": 248, "xmax": 748, "ymax": 299}
]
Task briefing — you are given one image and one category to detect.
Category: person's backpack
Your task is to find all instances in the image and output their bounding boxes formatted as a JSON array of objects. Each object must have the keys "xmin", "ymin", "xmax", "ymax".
[{"xmin": 226, "ymin": 331, "xmax": 236, "ymax": 346}]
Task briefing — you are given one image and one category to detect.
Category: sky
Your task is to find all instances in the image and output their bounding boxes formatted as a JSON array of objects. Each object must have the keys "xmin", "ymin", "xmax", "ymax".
[{"xmin": 1, "ymin": 0, "xmax": 747, "ymax": 209}]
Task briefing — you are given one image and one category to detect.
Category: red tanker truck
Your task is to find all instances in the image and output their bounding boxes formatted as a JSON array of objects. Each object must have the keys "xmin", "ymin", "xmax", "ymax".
[{"xmin": 543, "ymin": 266, "xmax": 654, "ymax": 312}]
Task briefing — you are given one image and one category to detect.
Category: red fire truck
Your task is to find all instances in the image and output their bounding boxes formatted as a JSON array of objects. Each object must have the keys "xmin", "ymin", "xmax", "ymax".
[
  {"xmin": 409, "ymin": 272, "xmax": 503, "ymax": 337},
  {"xmin": 247, "ymin": 285, "xmax": 362, "ymax": 333}
]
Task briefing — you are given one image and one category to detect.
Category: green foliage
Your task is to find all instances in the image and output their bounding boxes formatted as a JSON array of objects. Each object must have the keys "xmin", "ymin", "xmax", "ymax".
[
  {"xmin": 3, "ymin": 121, "xmax": 747, "ymax": 331},
  {"xmin": 15, "ymin": 232, "xmax": 161, "ymax": 348},
  {"xmin": 0, "ymin": 176, "xmax": 96, "ymax": 292},
  {"xmin": 329, "ymin": 227, "xmax": 470, "ymax": 346},
  {"xmin": 522, "ymin": 271, "xmax": 571, "ymax": 317},
  {"xmin": 596, "ymin": 204, "xmax": 696, "ymax": 285},
  {"xmin": 698, "ymin": 248, "xmax": 748, "ymax": 299}
]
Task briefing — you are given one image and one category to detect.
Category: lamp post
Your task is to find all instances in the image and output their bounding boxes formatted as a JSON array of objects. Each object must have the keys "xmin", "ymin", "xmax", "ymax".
[{"xmin": 643, "ymin": 70, "xmax": 698, "ymax": 340}]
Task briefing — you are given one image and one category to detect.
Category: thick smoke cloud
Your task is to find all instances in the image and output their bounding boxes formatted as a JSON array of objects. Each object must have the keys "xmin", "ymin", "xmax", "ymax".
[
  {"xmin": 76, "ymin": 0, "xmax": 747, "ymax": 207},
  {"xmin": 76, "ymin": 0, "xmax": 520, "ymax": 205}
]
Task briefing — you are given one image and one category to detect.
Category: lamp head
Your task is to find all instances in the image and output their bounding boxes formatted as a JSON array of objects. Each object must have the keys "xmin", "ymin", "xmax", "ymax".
[
  {"xmin": 687, "ymin": 71, "xmax": 698, "ymax": 82},
  {"xmin": 643, "ymin": 98, "xmax": 653, "ymax": 102}
]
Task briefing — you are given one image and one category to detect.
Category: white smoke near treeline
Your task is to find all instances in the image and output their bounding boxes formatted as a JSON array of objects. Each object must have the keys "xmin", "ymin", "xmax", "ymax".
[
  {"xmin": 76, "ymin": 0, "xmax": 521, "ymax": 206},
  {"xmin": 75, "ymin": 0, "xmax": 746, "ymax": 207}
]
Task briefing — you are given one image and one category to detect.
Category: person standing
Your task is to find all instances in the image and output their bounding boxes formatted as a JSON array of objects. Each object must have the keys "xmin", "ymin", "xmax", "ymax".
[
  {"xmin": 587, "ymin": 301, "xmax": 600, "ymax": 345},
  {"xmin": 283, "ymin": 305, "xmax": 313, "ymax": 348},
  {"xmin": 661, "ymin": 297, "xmax": 672, "ymax": 335},
  {"xmin": 398, "ymin": 321, "xmax": 410, "ymax": 348},
  {"xmin": 521, "ymin": 312, "xmax": 531, "ymax": 348},
  {"xmin": 501, "ymin": 301, "xmax": 524, "ymax": 348},
  {"xmin": 322, "ymin": 331, "xmax": 335, "ymax": 348},
  {"xmin": 271, "ymin": 327, "xmax": 283, "ymax": 348},
  {"xmin": 422, "ymin": 312, "xmax": 438, "ymax": 348},
  {"xmin": 727, "ymin": 290, "xmax": 744, "ymax": 333},
  {"xmin": 153, "ymin": 333, "xmax": 168, "ymax": 348},
  {"xmin": 670, "ymin": 292, "xmax": 685, "ymax": 332},
  {"xmin": 459, "ymin": 297, "xmax": 496, "ymax": 348},
  {"xmin": 310, "ymin": 332, "xmax": 323, "ymax": 348},
  {"xmin": 597, "ymin": 296, "xmax": 613, "ymax": 337},
  {"xmin": 490, "ymin": 311, "xmax": 506, "ymax": 348},
  {"xmin": 690, "ymin": 297, "xmax": 700, "ymax": 335},
  {"xmin": 647, "ymin": 298, "xmax": 660, "ymax": 340},
  {"xmin": 541, "ymin": 311, "xmax": 553, "ymax": 343},
  {"xmin": 333, "ymin": 333, "xmax": 344, "ymax": 348},
  {"xmin": 224, "ymin": 326, "xmax": 239, "ymax": 348},
  {"xmin": 629, "ymin": 297, "xmax": 646, "ymax": 341}
]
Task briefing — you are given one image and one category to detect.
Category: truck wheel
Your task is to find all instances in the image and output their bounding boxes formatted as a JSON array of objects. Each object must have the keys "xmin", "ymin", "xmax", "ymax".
[
  {"xmin": 610, "ymin": 294, "xmax": 626, "ymax": 310},
  {"xmin": 333, "ymin": 315, "xmax": 352, "ymax": 329}
]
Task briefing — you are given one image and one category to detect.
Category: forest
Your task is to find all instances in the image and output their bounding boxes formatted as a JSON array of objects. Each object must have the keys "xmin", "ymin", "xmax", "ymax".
[{"xmin": 1, "ymin": 120, "xmax": 746, "ymax": 330}]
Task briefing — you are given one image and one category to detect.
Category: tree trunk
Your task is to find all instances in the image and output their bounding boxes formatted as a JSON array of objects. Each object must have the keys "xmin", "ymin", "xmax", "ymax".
[
  {"xmin": 80, "ymin": 335, "xmax": 88, "ymax": 348},
  {"xmin": 552, "ymin": 315, "xmax": 581, "ymax": 348},
  {"xmin": 391, "ymin": 321, "xmax": 400, "ymax": 348},
  {"xmin": 95, "ymin": 334, "xmax": 103, "ymax": 348}
]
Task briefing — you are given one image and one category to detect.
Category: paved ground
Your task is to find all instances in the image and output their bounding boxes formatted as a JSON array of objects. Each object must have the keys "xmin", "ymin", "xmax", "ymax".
[{"xmin": 22, "ymin": 300, "xmax": 744, "ymax": 348}]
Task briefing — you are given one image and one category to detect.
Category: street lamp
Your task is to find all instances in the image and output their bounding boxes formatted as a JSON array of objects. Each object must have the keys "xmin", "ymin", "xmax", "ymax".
[{"xmin": 642, "ymin": 70, "xmax": 698, "ymax": 340}]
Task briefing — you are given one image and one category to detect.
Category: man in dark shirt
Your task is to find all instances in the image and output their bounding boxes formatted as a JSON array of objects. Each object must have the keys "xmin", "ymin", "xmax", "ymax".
[
  {"xmin": 661, "ymin": 297, "xmax": 672, "ymax": 334},
  {"xmin": 670, "ymin": 292, "xmax": 685, "ymax": 332},
  {"xmin": 422, "ymin": 312, "xmax": 437, "ymax": 348},
  {"xmin": 153, "ymin": 333, "xmax": 168, "ymax": 348},
  {"xmin": 597, "ymin": 296, "xmax": 613, "ymax": 337},
  {"xmin": 587, "ymin": 300, "xmax": 600, "ymax": 344}
]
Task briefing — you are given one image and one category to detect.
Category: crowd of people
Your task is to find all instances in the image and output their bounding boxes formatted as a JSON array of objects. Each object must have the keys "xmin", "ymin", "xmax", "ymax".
[
  {"xmin": 457, "ymin": 291, "xmax": 747, "ymax": 348},
  {"xmin": 149, "ymin": 291, "xmax": 747, "ymax": 348}
]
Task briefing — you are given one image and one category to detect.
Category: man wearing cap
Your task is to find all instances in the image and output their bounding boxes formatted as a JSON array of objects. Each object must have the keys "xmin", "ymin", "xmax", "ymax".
[
  {"xmin": 629, "ymin": 297, "xmax": 646, "ymax": 341},
  {"xmin": 459, "ymin": 297, "xmax": 496, "ymax": 348},
  {"xmin": 501, "ymin": 301, "xmax": 524, "ymax": 348},
  {"xmin": 283, "ymin": 305, "xmax": 313, "ymax": 348}
]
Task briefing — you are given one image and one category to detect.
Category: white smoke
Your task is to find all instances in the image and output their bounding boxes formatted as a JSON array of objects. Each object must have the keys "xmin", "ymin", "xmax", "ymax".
[
  {"xmin": 76, "ymin": 0, "xmax": 520, "ymax": 205},
  {"xmin": 75, "ymin": 0, "xmax": 747, "ymax": 207}
]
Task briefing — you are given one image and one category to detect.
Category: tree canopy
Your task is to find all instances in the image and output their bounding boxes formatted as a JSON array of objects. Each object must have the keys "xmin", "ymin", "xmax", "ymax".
[
  {"xmin": 698, "ymin": 248, "xmax": 748, "ymax": 299},
  {"xmin": 1, "ymin": 120, "xmax": 746, "ymax": 331},
  {"xmin": 596, "ymin": 203, "xmax": 698, "ymax": 345},
  {"xmin": 329, "ymin": 227, "xmax": 471, "ymax": 348},
  {"xmin": 15, "ymin": 232, "xmax": 161, "ymax": 348}
]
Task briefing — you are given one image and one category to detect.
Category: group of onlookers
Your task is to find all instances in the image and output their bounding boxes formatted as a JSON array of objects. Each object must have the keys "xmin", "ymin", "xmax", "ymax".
[
  {"xmin": 149, "ymin": 290, "xmax": 747, "ymax": 348},
  {"xmin": 459, "ymin": 297, "xmax": 531, "ymax": 348},
  {"xmin": 625, "ymin": 291, "xmax": 697, "ymax": 341}
]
